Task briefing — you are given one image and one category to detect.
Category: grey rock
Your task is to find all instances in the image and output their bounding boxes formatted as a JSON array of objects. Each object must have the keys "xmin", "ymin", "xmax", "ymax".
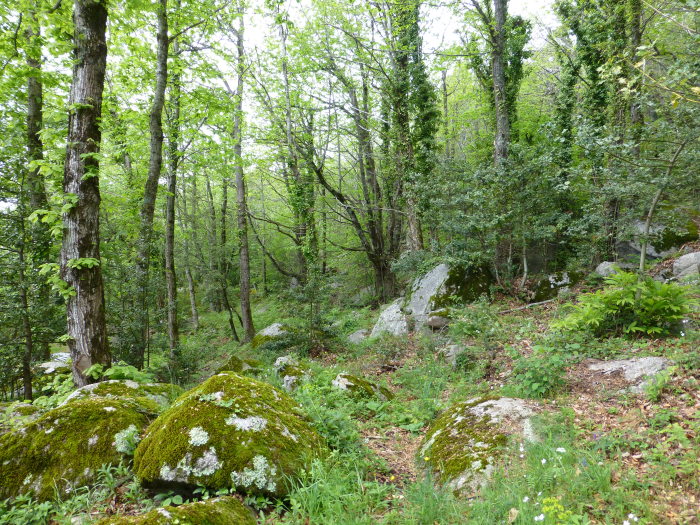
[
  {"xmin": 51, "ymin": 352, "xmax": 71, "ymax": 364},
  {"xmin": 370, "ymin": 299, "xmax": 409, "ymax": 337},
  {"xmin": 595, "ymin": 262, "xmax": 619, "ymax": 277},
  {"xmin": 426, "ymin": 315, "xmax": 449, "ymax": 330},
  {"xmin": 673, "ymin": 252, "xmax": 700, "ymax": 279},
  {"xmin": 347, "ymin": 329, "xmax": 369, "ymax": 344},
  {"xmin": 587, "ymin": 356, "xmax": 671, "ymax": 393},
  {"xmin": 259, "ymin": 323, "xmax": 287, "ymax": 338},
  {"xmin": 406, "ymin": 264, "xmax": 450, "ymax": 329},
  {"xmin": 439, "ymin": 344, "xmax": 467, "ymax": 367}
]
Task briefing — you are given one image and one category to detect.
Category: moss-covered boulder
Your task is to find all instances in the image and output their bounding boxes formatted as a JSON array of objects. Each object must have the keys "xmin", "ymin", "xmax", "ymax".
[
  {"xmin": 95, "ymin": 496, "xmax": 255, "ymax": 525},
  {"xmin": 216, "ymin": 355, "xmax": 263, "ymax": 375},
  {"xmin": 419, "ymin": 397, "xmax": 536, "ymax": 495},
  {"xmin": 0, "ymin": 402, "xmax": 42, "ymax": 435},
  {"xmin": 331, "ymin": 374, "xmax": 393, "ymax": 401},
  {"xmin": 0, "ymin": 396, "xmax": 159, "ymax": 500},
  {"xmin": 251, "ymin": 323, "xmax": 289, "ymax": 349},
  {"xmin": 273, "ymin": 356, "xmax": 309, "ymax": 391},
  {"xmin": 60, "ymin": 380, "xmax": 184, "ymax": 412},
  {"xmin": 134, "ymin": 372, "xmax": 327, "ymax": 497}
]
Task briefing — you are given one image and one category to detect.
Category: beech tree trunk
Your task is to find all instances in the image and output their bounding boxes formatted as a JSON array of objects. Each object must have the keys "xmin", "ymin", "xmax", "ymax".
[
  {"xmin": 26, "ymin": 12, "xmax": 51, "ymax": 361},
  {"xmin": 233, "ymin": 15, "xmax": 255, "ymax": 343},
  {"xmin": 135, "ymin": 0, "xmax": 168, "ymax": 367},
  {"xmin": 492, "ymin": 0, "xmax": 510, "ymax": 166},
  {"xmin": 165, "ymin": 39, "xmax": 180, "ymax": 358},
  {"xmin": 61, "ymin": 0, "xmax": 110, "ymax": 387}
]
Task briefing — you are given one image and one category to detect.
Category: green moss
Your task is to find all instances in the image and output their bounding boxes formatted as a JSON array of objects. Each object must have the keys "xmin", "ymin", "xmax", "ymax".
[
  {"xmin": 332, "ymin": 374, "xmax": 393, "ymax": 401},
  {"xmin": 0, "ymin": 397, "xmax": 158, "ymax": 501},
  {"xmin": 0, "ymin": 402, "xmax": 42, "ymax": 435},
  {"xmin": 134, "ymin": 372, "xmax": 328, "ymax": 497},
  {"xmin": 432, "ymin": 265, "xmax": 494, "ymax": 308},
  {"xmin": 61, "ymin": 380, "xmax": 183, "ymax": 412},
  {"xmin": 216, "ymin": 355, "xmax": 262, "ymax": 375},
  {"xmin": 95, "ymin": 496, "xmax": 255, "ymax": 525},
  {"xmin": 419, "ymin": 397, "xmax": 507, "ymax": 493}
]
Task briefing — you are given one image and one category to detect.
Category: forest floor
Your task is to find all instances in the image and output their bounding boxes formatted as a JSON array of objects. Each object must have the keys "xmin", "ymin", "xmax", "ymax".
[{"xmin": 2, "ymin": 284, "xmax": 699, "ymax": 524}]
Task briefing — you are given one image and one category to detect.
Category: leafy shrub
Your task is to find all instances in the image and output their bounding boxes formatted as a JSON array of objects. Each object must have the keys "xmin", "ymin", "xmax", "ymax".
[
  {"xmin": 84, "ymin": 362, "xmax": 154, "ymax": 383},
  {"xmin": 507, "ymin": 347, "xmax": 569, "ymax": 398},
  {"xmin": 554, "ymin": 272, "xmax": 697, "ymax": 337}
]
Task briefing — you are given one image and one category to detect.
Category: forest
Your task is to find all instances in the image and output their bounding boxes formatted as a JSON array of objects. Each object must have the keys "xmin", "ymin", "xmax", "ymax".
[{"xmin": 0, "ymin": 0, "xmax": 699, "ymax": 523}]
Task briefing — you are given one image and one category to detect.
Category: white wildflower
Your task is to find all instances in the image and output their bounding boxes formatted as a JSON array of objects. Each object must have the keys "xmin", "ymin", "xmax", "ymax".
[
  {"xmin": 523, "ymin": 496, "xmax": 530, "ymax": 503},
  {"xmin": 534, "ymin": 514, "xmax": 545, "ymax": 522},
  {"xmin": 555, "ymin": 447, "xmax": 566, "ymax": 453},
  {"xmin": 627, "ymin": 514, "xmax": 638, "ymax": 522},
  {"xmin": 541, "ymin": 458, "xmax": 547, "ymax": 465}
]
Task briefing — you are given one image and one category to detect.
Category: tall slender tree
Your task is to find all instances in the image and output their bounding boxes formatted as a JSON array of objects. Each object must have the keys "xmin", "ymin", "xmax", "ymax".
[{"xmin": 61, "ymin": 0, "xmax": 110, "ymax": 387}]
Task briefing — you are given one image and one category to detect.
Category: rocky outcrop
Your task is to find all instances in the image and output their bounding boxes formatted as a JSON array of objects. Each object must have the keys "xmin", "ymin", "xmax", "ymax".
[
  {"xmin": 331, "ymin": 374, "xmax": 393, "ymax": 401},
  {"xmin": 133, "ymin": 372, "xmax": 327, "ymax": 497},
  {"xmin": 0, "ymin": 396, "xmax": 159, "ymax": 500},
  {"xmin": 420, "ymin": 397, "xmax": 537, "ymax": 495},
  {"xmin": 96, "ymin": 496, "xmax": 255, "ymax": 525},
  {"xmin": 673, "ymin": 252, "xmax": 700, "ymax": 280},
  {"xmin": 347, "ymin": 329, "xmax": 369, "ymax": 344},
  {"xmin": 586, "ymin": 357, "xmax": 672, "ymax": 393},
  {"xmin": 371, "ymin": 299, "xmax": 409, "ymax": 337},
  {"xmin": 251, "ymin": 323, "xmax": 289, "ymax": 349},
  {"xmin": 59, "ymin": 380, "xmax": 183, "ymax": 412}
]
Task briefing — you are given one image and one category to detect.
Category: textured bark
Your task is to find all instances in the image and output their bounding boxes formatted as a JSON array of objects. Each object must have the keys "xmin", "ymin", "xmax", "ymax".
[
  {"xmin": 61, "ymin": 0, "xmax": 110, "ymax": 387},
  {"xmin": 233, "ymin": 16, "xmax": 255, "ymax": 343},
  {"xmin": 164, "ymin": 39, "xmax": 180, "ymax": 358},
  {"xmin": 25, "ymin": 12, "xmax": 51, "ymax": 361},
  {"xmin": 135, "ymin": 0, "xmax": 168, "ymax": 367},
  {"xmin": 492, "ymin": 0, "xmax": 510, "ymax": 165},
  {"xmin": 628, "ymin": 0, "xmax": 643, "ymax": 157},
  {"xmin": 18, "ymin": 232, "xmax": 33, "ymax": 400}
]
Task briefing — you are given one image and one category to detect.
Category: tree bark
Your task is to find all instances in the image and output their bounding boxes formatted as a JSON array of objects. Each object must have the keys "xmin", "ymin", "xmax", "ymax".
[
  {"xmin": 25, "ymin": 10, "xmax": 52, "ymax": 361},
  {"xmin": 232, "ymin": 15, "xmax": 255, "ymax": 343},
  {"xmin": 61, "ymin": 0, "xmax": 110, "ymax": 387},
  {"xmin": 135, "ymin": 0, "xmax": 168, "ymax": 368},
  {"xmin": 164, "ymin": 37, "xmax": 180, "ymax": 358},
  {"xmin": 492, "ymin": 0, "xmax": 510, "ymax": 166}
]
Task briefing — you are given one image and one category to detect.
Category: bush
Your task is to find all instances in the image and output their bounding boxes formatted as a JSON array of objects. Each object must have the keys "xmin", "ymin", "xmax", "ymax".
[
  {"xmin": 507, "ymin": 347, "xmax": 569, "ymax": 398},
  {"xmin": 553, "ymin": 272, "xmax": 697, "ymax": 337}
]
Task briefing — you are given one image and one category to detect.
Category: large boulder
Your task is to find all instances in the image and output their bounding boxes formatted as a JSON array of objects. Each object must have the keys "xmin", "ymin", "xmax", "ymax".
[
  {"xmin": 673, "ymin": 252, "xmax": 700, "ymax": 280},
  {"xmin": 406, "ymin": 264, "xmax": 451, "ymax": 328},
  {"xmin": 251, "ymin": 323, "xmax": 289, "ymax": 349},
  {"xmin": 420, "ymin": 397, "xmax": 537, "ymax": 495},
  {"xmin": 371, "ymin": 264, "xmax": 494, "ymax": 337},
  {"xmin": 370, "ymin": 299, "xmax": 409, "ymax": 337},
  {"xmin": 585, "ymin": 357, "xmax": 672, "ymax": 393},
  {"xmin": 331, "ymin": 373, "xmax": 393, "ymax": 401},
  {"xmin": 96, "ymin": 496, "xmax": 255, "ymax": 525},
  {"xmin": 216, "ymin": 355, "xmax": 263, "ymax": 375},
  {"xmin": 0, "ymin": 397, "xmax": 159, "ymax": 500},
  {"xmin": 133, "ymin": 372, "xmax": 327, "ymax": 497},
  {"xmin": 347, "ymin": 329, "xmax": 369, "ymax": 344},
  {"xmin": 59, "ymin": 380, "xmax": 183, "ymax": 411}
]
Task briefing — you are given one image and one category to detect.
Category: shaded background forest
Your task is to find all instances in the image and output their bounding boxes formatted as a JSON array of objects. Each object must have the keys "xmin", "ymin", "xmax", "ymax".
[{"xmin": 0, "ymin": 0, "xmax": 698, "ymax": 396}]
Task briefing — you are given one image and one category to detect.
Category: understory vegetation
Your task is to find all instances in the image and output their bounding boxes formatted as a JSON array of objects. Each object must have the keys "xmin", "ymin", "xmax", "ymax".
[{"xmin": 1, "ymin": 0, "xmax": 699, "ymax": 522}]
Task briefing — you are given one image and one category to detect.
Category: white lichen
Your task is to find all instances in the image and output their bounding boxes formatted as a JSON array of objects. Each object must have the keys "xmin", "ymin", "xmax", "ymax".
[
  {"xmin": 225, "ymin": 415, "xmax": 267, "ymax": 432},
  {"xmin": 88, "ymin": 435, "xmax": 99, "ymax": 447},
  {"xmin": 114, "ymin": 424, "xmax": 141, "ymax": 455},
  {"xmin": 188, "ymin": 426, "xmax": 209, "ymax": 446},
  {"xmin": 103, "ymin": 406, "xmax": 116, "ymax": 412},
  {"xmin": 192, "ymin": 447, "xmax": 222, "ymax": 476},
  {"xmin": 230, "ymin": 455, "xmax": 277, "ymax": 492}
]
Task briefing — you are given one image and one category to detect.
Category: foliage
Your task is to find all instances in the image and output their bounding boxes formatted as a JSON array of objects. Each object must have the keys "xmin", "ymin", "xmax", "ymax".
[
  {"xmin": 506, "ymin": 348, "xmax": 570, "ymax": 398},
  {"xmin": 84, "ymin": 362, "xmax": 155, "ymax": 384},
  {"xmin": 554, "ymin": 272, "xmax": 697, "ymax": 337}
]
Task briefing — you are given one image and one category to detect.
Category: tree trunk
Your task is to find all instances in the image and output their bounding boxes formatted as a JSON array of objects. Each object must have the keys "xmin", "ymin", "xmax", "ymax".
[
  {"xmin": 233, "ymin": 15, "xmax": 255, "ymax": 343},
  {"xmin": 61, "ymin": 0, "xmax": 110, "ymax": 387},
  {"xmin": 135, "ymin": 0, "xmax": 168, "ymax": 368},
  {"xmin": 18, "ymin": 225, "xmax": 33, "ymax": 400},
  {"xmin": 492, "ymin": 0, "xmax": 510, "ymax": 166},
  {"xmin": 628, "ymin": 0, "xmax": 643, "ymax": 157},
  {"xmin": 164, "ymin": 38, "xmax": 180, "ymax": 358},
  {"xmin": 25, "ymin": 11, "xmax": 51, "ymax": 361}
]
